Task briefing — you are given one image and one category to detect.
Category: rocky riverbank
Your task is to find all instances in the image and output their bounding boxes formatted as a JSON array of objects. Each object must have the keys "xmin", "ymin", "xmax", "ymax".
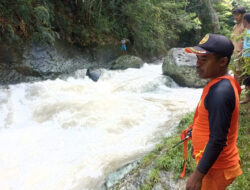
[
  {"xmin": 103, "ymin": 103, "xmax": 250, "ymax": 190},
  {"xmin": 103, "ymin": 112, "xmax": 196, "ymax": 190},
  {"xmin": 1, "ymin": 40, "xmax": 206, "ymax": 89},
  {"xmin": 0, "ymin": 41, "xmax": 121, "ymax": 85}
]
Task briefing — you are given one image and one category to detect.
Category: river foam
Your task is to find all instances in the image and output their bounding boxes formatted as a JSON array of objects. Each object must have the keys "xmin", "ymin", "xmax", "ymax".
[{"xmin": 0, "ymin": 63, "xmax": 202, "ymax": 190}]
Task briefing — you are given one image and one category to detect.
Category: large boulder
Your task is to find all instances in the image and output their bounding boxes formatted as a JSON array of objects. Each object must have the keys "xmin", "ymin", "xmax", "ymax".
[
  {"xmin": 111, "ymin": 55, "xmax": 143, "ymax": 70},
  {"xmin": 162, "ymin": 48, "xmax": 208, "ymax": 88},
  {"xmin": 0, "ymin": 41, "xmax": 121, "ymax": 85}
]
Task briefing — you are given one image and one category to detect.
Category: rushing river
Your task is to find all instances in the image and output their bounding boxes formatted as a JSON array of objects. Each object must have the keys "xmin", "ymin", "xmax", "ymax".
[{"xmin": 0, "ymin": 62, "xmax": 202, "ymax": 190}]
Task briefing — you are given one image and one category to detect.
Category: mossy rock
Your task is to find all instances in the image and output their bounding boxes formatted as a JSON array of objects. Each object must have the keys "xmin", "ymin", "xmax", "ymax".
[{"xmin": 111, "ymin": 55, "xmax": 144, "ymax": 70}]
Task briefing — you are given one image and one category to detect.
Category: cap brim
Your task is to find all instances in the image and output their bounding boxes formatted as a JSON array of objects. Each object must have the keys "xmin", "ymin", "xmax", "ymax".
[{"xmin": 185, "ymin": 46, "xmax": 211, "ymax": 55}]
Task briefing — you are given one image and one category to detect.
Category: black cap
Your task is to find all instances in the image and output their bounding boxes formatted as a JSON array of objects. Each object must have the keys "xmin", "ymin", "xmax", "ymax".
[
  {"xmin": 185, "ymin": 33, "xmax": 234, "ymax": 58},
  {"xmin": 233, "ymin": 7, "xmax": 246, "ymax": 14}
]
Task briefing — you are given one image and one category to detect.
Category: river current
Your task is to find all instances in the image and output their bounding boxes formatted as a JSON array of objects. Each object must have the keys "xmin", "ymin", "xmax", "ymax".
[{"xmin": 0, "ymin": 62, "xmax": 202, "ymax": 190}]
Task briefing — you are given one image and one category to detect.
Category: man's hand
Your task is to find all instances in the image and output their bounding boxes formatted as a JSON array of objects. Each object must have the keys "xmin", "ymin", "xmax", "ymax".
[{"xmin": 186, "ymin": 169, "xmax": 205, "ymax": 190}]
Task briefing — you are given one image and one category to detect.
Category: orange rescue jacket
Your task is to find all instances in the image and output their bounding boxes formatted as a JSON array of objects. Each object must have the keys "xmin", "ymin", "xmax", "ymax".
[{"xmin": 180, "ymin": 75, "xmax": 241, "ymax": 178}]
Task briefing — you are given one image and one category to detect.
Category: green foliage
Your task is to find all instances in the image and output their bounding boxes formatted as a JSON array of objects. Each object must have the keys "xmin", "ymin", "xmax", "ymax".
[
  {"xmin": 148, "ymin": 169, "xmax": 160, "ymax": 184},
  {"xmin": 141, "ymin": 152, "xmax": 158, "ymax": 167},
  {"xmin": 0, "ymin": 24, "xmax": 20, "ymax": 43},
  {"xmin": 139, "ymin": 111, "xmax": 195, "ymax": 186},
  {"xmin": 232, "ymin": 0, "xmax": 250, "ymax": 11},
  {"xmin": 140, "ymin": 183, "xmax": 153, "ymax": 190},
  {"xmin": 139, "ymin": 168, "xmax": 160, "ymax": 189},
  {"xmin": 0, "ymin": 0, "xmax": 200, "ymax": 55},
  {"xmin": 0, "ymin": 0, "xmax": 246, "ymax": 56},
  {"xmin": 0, "ymin": 0, "xmax": 57, "ymax": 45},
  {"xmin": 34, "ymin": 6, "xmax": 50, "ymax": 26},
  {"xmin": 182, "ymin": 0, "xmax": 248, "ymax": 45},
  {"xmin": 120, "ymin": 0, "xmax": 199, "ymax": 56},
  {"xmin": 154, "ymin": 134, "xmax": 196, "ymax": 180},
  {"xmin": 177, "ymin": 112, "xmax": 194, "ymax": 133},
  {"xmin": 228, "ymin": 104, "xmax": 250, "ymax": 190},
  {"xmin": 241, "ymin": 57, "xmax": 250, "ymax": 76},
  {"xmin": 213, "ymin": 0, "xmax": 234, "ymax": 37}
]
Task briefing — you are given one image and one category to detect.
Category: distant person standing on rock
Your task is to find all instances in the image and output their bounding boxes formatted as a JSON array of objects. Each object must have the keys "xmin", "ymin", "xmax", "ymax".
[
  {"xmin": 231, "ymin": 6, "xmax": 246, "ymax": 83},
  {"xmin": 121, "ymin": 38, "xmax": 129, "ymax": 54}
]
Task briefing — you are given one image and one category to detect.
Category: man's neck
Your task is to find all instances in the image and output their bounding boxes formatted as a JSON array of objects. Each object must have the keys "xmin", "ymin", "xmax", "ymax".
[{"xmin": 210, "ymin": 71, "xmax": 228, "ymax": 80}]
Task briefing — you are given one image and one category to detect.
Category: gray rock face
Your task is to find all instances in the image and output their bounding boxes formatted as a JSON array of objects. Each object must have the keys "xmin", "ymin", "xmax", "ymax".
[
  {"xmin": 105, "ymin": 159, "xmax": 186, "ymax": 190},
  {"xmin": 111, "ymin": 55, "xmax": 144, "ymax": 70},
  {"xmin": 0, "ymin": 41, "xmax": 121, "ymax": 85},
  {"xmin": 162, "ymin": 48, "xmax": 208, "ymax": 88}
]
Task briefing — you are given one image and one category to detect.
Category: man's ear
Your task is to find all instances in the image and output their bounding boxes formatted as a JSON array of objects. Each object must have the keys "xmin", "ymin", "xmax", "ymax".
[{"xmin": 219, "ymin": 57, "xmax": 228, "ymax": 67}]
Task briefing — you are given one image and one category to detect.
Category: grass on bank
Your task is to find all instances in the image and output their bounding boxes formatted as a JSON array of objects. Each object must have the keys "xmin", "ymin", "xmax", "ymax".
[
  {"xmin": 139, "ymin": 103, "xmax": 250, "ymax": 190},
  {"xmin": 138, "ymin": 112, "xmax": 196, "ymax": 190},
  {"xmin": 228, "ymin": 102, "xmax": 250, "ymax": 190}
]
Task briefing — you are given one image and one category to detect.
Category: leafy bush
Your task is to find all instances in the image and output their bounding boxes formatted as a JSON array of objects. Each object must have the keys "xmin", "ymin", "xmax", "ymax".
[
  {"xmin": 0, "ymin": 0, "xmax": 246, "ymax": 57},
  {"xmin": 0, "ymin": 0, "xmax": 57, "ymax": 45},
  {"xmin": 120, "ymin": 0, "xmax": 199, "ymax": 56}
]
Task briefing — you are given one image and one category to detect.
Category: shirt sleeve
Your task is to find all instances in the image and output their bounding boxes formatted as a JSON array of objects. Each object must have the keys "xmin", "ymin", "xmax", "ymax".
[{"xmin": 197, "ymin": 79, "xmax": 235, "ymax": 174}]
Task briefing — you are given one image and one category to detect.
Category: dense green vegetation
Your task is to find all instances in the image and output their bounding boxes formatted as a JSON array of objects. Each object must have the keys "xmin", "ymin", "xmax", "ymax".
[
  {"xmin": 0, "ymin": 0, "xmax": 249, "ymax": 57},
  {"xmin": 137, "ymin": 102, "xmax": 249, "ymax": 190},
  {"xmin": 228, "ymin": 103, "xmax": 250, "ymax": 189},
  {"xmin": 0, "ymin": 0, "xmax": 198, "ymax": 56}
]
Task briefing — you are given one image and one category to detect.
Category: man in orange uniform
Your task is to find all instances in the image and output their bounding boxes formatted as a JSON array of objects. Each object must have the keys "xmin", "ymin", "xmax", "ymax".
[{"xmin": 184, "ymin": 34, "xmax": 242, "ymax": 190}]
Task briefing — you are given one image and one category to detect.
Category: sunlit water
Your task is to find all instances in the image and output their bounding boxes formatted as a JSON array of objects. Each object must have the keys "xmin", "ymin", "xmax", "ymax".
[{"xmin": 0, "ymin": 63, "xmax": 202, "ymax": 190}]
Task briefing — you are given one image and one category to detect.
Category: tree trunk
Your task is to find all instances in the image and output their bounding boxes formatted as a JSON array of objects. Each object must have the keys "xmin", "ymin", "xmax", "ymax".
[{"xmin": 203, "ymin": 0, "xmax": 220, "ymax": 33}]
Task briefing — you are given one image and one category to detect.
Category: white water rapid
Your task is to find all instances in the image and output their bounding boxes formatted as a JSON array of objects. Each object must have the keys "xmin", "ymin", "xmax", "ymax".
[{"xmin": 0, "ymin": 63, "xmax": 202, "ymax": 190}]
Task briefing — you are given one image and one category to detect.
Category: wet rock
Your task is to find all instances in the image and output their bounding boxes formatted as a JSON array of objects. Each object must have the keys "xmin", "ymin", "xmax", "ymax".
[
  {"xmin": 157, "ymin": 171, "xmax": 187, "ymax": 190},
  {"xmin": 86, "ymin": 68, "xmax": 102, "ymax": 82},
  {"xmin": 22, "ymin": 42, "xmax": 90, "ymax": 75},
  {"xmin": 111, "ymin": 55, "xmax": 143, "ymax": 70},
  {"xmin": 102, "ymin": 161, "xmax": 187, "ymax": 190}
]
